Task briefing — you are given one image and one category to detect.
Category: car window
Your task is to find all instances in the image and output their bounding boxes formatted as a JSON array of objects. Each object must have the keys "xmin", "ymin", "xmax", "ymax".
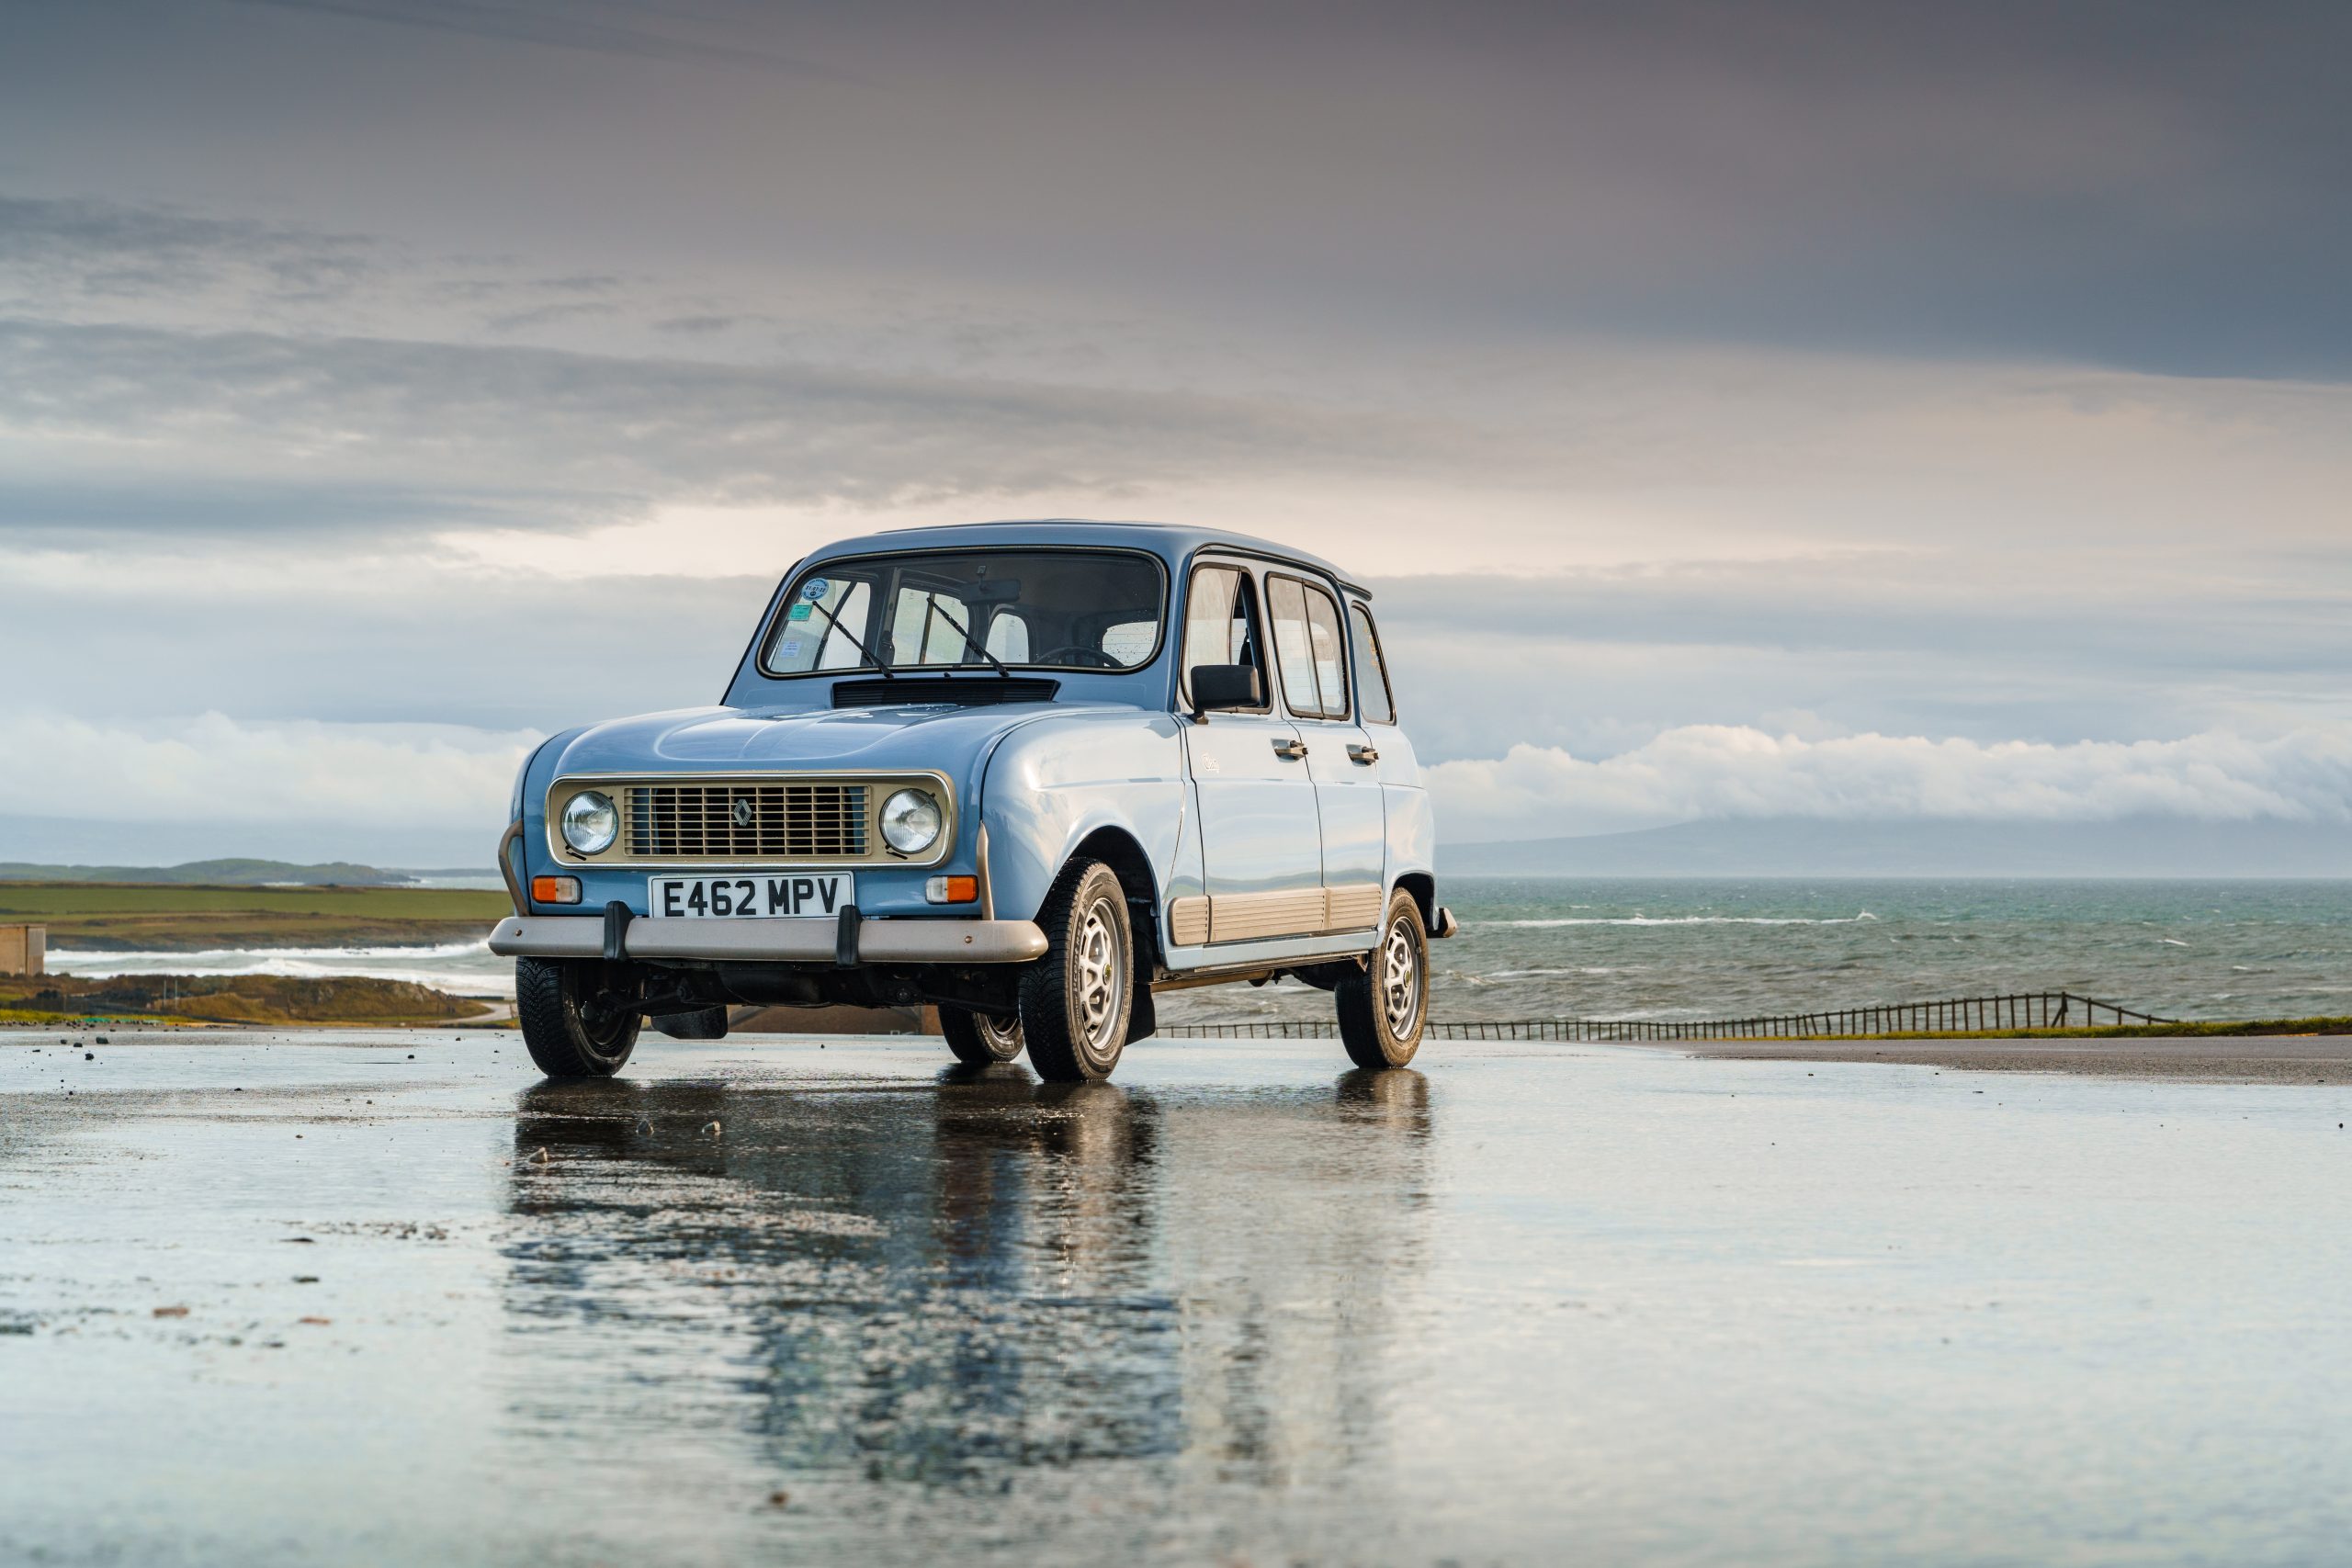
[
  {"xmin": 777, "ymin": 580, "xmax": 868, "ymax": 670},
  {"xmin": 1266, "ymin": 576, "xmax": 1317, "ymax": 716},
  {"xmin": 889, "ymin": 585, "xmax": 976, "ymax": 666},
  {"xmin": 1349, "ymin": 602, "xmax": 1395, "ymax": 724},
  {"xmin": 1269, "ymin": 574, "xmax": 1350, "ymax": 720},
  {"xmin": 763, "ymin": 548, "xmax": 1165, "ymax": 674},
  {"xmin": 1182, "ymin": 564, "xmax": 1267, "ymax": 706},
  {"xmin": 1101, "ymin": 620, "xmax": 1157, "ymax": 664},
  {"xmin": 984, "ymin": 612, "xmax": 1030, "ymax": 662},
  {"xmin": 1303, "ymin": 587, "xmax": 1349, "ymax": 720}
]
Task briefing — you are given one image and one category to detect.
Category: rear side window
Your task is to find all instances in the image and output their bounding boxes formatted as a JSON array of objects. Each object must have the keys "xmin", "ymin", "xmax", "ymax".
[
  {"xmin": 1268, "ymin": 574, "xmax": 1350, "ymax": 720},
  {"xmin": 1182, "ymin": 564, "xmax": 1267, "ymax": 707},
  {"xmin": 1349, "ymin": 602, "xmax": 1396, "ymax": 724}
]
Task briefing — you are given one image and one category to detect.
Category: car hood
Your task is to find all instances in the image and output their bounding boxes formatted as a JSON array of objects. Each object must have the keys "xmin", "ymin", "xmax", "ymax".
[{"xmin": 550, "ymin": 701, "xmax": 1096, "ymax": 777}]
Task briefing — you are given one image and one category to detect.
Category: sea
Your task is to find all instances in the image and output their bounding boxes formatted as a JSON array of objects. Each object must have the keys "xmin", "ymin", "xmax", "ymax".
[{"xmin": 47, "ymin": 878, "xmax": 2352, "ymax": 1028}]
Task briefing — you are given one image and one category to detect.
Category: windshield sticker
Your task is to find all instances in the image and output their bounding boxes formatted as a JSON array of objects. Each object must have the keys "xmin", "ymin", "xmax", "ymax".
[
  {"xmin": 786, "ymin": 602, "xmax": 813, "ymax": 621},
  {"xmin": 778, "ymin": 638, "xmax": 803, "ymax": 657},
  {"xmin": 800, "ymin": 577, "xmax": 831, "ymax": 602}
]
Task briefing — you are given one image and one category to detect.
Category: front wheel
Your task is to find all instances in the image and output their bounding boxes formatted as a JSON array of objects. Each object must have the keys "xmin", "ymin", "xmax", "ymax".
[
  {"xmin": 1335, "ymin": 889, "xmax": 1428, "ymax": 1069},
  {"xmin": 516, "ymin": 956, "xmax": 642, "ymax": 1078},
  {"xmin": 940, "ymin": 1006, "xmax": 1024, "ymax": 1065},
  {"xmin": 1017, "ymin": 860, "xmax": 1134, "ymax": 1082}
]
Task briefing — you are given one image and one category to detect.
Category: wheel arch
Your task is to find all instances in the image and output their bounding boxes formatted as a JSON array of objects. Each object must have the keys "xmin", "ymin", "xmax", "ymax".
[
  {"xmin": 1069, "ymin": 823, "xmax": 1164, "ymax": 963},
  {"xmin": 1394, "ymin": 870, "xmax": 1437, "ymax": 928}
]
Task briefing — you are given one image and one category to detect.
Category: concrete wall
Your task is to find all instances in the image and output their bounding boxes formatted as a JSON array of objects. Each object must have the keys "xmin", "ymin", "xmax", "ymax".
[{"xmin": 0, "ymin": 925, "xmax": 44, "ymax": 977}]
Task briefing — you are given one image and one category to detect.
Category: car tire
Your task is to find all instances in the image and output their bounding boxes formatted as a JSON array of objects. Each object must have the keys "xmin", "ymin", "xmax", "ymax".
[
  {"xmin": 1017, "ymin": 860, "xmax": 1134, "ymax": 1083},
  {"xmin": 1335, "ymin": 888, "xmax": 1428, "ymax": 1070},
  {"xmin": 654, "ymin": 1005, "xmax": 729, "ymax": 1041},
  {"xmin": 515, "ymin": 956, "xmax": 642, "ymax": 1078},
  {"xmin": 940, "ymin": 1006, "xmax": 1024, "ymax": 1065}
]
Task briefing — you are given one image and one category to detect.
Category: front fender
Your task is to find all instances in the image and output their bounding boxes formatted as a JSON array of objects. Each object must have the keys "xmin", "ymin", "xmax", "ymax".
[{"xmin": 981, "ymin": 712, "xmax": 1187, "ymax": 922}]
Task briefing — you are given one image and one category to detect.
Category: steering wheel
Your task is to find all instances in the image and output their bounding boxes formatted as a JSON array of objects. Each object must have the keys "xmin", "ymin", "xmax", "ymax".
[{"xmin": 1039, "ymin": 645, "xmax": 1121, "ymax": 669}]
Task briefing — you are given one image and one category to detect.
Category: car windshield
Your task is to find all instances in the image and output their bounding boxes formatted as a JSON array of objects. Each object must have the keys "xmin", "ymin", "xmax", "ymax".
[{"xmin": 762, "ymin": 548, "xmax": 1167, "ymax": 676}]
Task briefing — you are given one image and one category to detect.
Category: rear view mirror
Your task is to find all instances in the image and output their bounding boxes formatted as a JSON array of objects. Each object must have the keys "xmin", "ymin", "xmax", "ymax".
[{"xmin": 1189, "ymin": 663, "xmax": 1262, "ymax": 718}]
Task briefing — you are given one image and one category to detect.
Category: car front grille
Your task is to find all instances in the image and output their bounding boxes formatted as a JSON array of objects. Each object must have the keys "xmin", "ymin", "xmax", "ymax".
[{"xmin": 626, "ymin": 781, "xmax": 870, "ymax": 861}]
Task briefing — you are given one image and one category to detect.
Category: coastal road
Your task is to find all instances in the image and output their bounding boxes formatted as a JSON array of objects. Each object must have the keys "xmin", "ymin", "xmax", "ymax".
[{"xmin": 5, "ymin": 1032, "xmax": 2350, "ymax": 1564}]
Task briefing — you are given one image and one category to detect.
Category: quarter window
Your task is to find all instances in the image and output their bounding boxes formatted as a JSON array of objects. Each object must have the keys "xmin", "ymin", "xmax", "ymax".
[{"xmin": 1348, "ymin": 602, "xmax": 1396, "ymax": 724}]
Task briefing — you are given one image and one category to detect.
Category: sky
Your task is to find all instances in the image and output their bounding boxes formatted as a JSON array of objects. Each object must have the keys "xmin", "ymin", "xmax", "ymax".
[{"xmin": 3, "ymin": 0, "xmax": 2349, "ymax": 862}]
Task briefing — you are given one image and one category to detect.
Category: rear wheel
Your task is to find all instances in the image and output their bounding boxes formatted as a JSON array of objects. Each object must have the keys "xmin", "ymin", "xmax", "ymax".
[
  {"xmin": 1018, "ymin": 860, "xmax": 1134, "ymax": 1082},
  {"xmin": 940, "ymin": 1006, "xmax": 1024, "ymax": 1065},
  {"xmin": 1335, "ymin": 889, "xmax": 1428, "ymax": 1069},
  {"xmin": 516, "ymin": 956, "xmax": 642, "ymax": 1078}
]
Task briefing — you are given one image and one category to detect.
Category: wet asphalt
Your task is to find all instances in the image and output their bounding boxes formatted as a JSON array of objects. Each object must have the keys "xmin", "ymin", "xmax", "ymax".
[{"xmin": 4, "ymin": 1030, "xmax": 2350, "ymax": 1566}]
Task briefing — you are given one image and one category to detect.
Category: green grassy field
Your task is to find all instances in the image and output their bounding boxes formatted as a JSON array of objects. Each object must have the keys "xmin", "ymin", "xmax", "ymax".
[
  {"xmin": 0, "ymin": 882, "xmax": 511, "ymax": 951},
  {"xmin": 0, "ymin": 972, "xmax": 497, "ymax": 1027}
]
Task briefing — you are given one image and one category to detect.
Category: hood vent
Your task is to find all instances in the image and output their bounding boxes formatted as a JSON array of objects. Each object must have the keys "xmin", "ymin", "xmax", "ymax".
[{"xmin": 831, "ymin": 676, "xmax": 1060, "ymax": 708}]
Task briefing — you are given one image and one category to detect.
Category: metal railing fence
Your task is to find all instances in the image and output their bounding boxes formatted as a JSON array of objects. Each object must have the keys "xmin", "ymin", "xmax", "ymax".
[{"xmin": 1160, "ymin": 991, "xmax": 2170, "ymax": 1042}]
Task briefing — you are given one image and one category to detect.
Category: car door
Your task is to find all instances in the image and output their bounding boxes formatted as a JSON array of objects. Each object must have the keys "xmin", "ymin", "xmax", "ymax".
[
  {"xmin": 1265, "ymin": 572, "xmax": 1386, "ymax": 935},
  {"xmin": 1176, "ymin": 561, "xmax": 1326, "ymax": 944}
]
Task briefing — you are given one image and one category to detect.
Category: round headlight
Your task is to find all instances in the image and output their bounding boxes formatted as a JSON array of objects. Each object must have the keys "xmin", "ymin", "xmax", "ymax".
[
  {"xmin": 560, "ymin": 790, "xmax": 618, "ymax": 855},
  {"xmin": 880, "ymin": 788, "xmax": 943, "ymax": 855}
]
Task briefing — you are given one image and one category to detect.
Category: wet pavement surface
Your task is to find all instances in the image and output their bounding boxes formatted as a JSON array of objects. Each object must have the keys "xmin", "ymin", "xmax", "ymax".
[
  {"xmin": 4, "ymin": 1032, "xmax": 2350, "ymax": 1566},
  {"xmin": 1685, "ymin": 1034, "xmax": 2352, "ymax": 1083}
]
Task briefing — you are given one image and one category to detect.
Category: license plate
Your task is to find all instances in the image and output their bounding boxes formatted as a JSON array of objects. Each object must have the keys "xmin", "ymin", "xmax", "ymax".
[{"xmin": 649, "ymin": 873, "xmax": 854, "ymax": 919}]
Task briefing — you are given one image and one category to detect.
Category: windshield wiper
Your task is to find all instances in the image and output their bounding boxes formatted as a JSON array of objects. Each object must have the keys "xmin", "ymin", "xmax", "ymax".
[
  {"xmin": 798, "ymin": 592, "xmax": 894, "ymax": 677},
  {"xmin": 919, "ymin": 596, "xmax": 1012, "ymax": 677}
]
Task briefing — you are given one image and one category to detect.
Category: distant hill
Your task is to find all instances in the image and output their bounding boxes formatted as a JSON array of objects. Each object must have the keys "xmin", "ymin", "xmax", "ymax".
[
  {"xmin": 1441, "ymin": 818, "xmax": 2352, "ymax": 878},
  {"xmin": 0, "ymin": 858, "xmax": 413, "ymax": 886}
]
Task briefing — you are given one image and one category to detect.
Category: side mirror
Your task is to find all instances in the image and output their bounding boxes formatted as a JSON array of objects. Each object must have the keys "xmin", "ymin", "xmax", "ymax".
[{"xmin": 1189, "ymin": 663, "xmax": 1262, "ymax": 719}]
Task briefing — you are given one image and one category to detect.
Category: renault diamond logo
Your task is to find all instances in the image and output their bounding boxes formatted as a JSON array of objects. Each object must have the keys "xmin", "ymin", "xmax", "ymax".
[{"xmin": 731, "ymin": 798, "xmax": 756, "ymax": 829}]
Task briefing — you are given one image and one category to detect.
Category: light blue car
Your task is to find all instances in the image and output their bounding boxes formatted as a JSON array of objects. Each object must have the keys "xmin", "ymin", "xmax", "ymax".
[{"xmin": 490, "ymin": 520, "xmax": 1454, "ymax": 1082}]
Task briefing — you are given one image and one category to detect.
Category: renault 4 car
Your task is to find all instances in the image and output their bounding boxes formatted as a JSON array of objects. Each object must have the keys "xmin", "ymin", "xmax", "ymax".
[{"xmin": 490, "ymin": 520, "xmax": 1454, "ymax": 1081}]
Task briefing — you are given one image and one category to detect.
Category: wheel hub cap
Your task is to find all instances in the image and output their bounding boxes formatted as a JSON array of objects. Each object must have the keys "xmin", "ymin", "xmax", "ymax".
[
  {"xmin": 1381, "ymin": 917, "xmax": 1420, "ymax": 1037},
  {"xmin": 1076, "ymin": 899, "xmax": 1124, "ymax": 1050}
]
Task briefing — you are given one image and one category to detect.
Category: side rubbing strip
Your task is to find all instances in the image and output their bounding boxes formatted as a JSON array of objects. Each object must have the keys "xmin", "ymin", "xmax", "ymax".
[{"xmin": 1169, "ymin": 896, "xmax": 1211, "ymax": 947}]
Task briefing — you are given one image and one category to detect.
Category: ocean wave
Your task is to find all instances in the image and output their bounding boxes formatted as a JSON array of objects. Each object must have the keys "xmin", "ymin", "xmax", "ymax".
[
  {"xmin": 1488, "ymin": 913, "xmax": 1878, "ymax": 928},
  {"xmin": 50, "ymin": 940, "xmax": 492, "ymax": 964},
  {"xmin": 45, "ymin": 941, "xmax": 509, "ymax": 994}
]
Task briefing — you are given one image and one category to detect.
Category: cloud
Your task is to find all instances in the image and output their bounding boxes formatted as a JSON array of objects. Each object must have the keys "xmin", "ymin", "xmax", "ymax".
[
  {"xmin": 220, "ymin": 0, "xmax": 852, "ymax": 79},
  {"xmin": 1427, "ymin": 727, "xmax": 2352, "ymax": 841},
  {"xmin": 0, "ymin": 194, "xmax": 378, "ymax": 306},
  {"xmin": 0, "ymin": 710, "xmax": 538, "ymax": 835},
  {"xmin": 0, "ymin": 317, "xmax": 1481, "ymax": 536}
]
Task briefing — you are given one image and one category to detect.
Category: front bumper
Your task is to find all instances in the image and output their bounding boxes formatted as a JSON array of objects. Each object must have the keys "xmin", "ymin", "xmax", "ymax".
[{"xmin": 487, "ymin": 914, "xmax": 1047, "ymax": 965}]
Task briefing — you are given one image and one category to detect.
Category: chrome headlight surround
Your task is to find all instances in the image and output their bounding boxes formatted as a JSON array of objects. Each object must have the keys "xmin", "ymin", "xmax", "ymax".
[
  {"xmin": 560, "ymin": 789, "xmax": 619, "ymax": 855},
  {"xmin": 879, "ymin": 787, "xmax": 944, "ymax": 855}
]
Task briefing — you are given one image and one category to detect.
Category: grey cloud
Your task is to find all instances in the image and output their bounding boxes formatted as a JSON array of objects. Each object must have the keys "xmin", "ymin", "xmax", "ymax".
[
  {"xmin": 1365, "ymin": 567, "xmax": 2352, "ymax": 764},
  {"xmin": 0, "ymin": 316, "xmax": 1477, "ymax": 530},
  {"xmin": 0, "ymin": 194, "xmax": 378, "ymax": 304},
  {"xmin": 220, "ymin": 0, "xmax": 853, "ymax": 79},
  {"xmin": 0, "ymin": 565, "xmax": 776, "ymax": 731},
  {"xmin": 13, "ymin": 2, "xmax": 2347, "ymax": 377}
]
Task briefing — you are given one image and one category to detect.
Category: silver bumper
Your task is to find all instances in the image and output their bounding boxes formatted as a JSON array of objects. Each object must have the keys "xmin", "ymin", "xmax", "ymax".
[{"xmin": 488, "ymin": 914, "xmax": 1047, "ymax": 965}]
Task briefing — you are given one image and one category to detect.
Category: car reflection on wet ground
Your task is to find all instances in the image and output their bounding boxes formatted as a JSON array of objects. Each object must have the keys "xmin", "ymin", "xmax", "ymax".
[{"xmin": 4, "ymin": 1032, "xmax": 2351, "ymax": 1565}]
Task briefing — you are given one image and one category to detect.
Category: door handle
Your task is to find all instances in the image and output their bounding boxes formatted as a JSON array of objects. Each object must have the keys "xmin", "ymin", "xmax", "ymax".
[
  {"xmin": 1272, "ymin": 738, "xmax": 1308, "ymax": 760},
  {"xmin": 1348, "ymin": 743, "xmax": 1380, "ymax": 764}
]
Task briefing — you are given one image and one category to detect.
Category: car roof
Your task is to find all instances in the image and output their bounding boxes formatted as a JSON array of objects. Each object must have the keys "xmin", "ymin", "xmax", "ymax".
[{"xmin": 799, "ymin": 518, "xmax": 1371, "ymax": 598}]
